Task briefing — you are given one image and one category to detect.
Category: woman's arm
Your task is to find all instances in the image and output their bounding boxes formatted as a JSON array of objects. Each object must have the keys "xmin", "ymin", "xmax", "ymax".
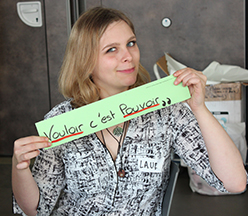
[
  {"xmin": 174, "ymin": 68, "xmax": 247, "ymax": 193},
  {"xmin": 12, "ymin": 136, "xmax": 51, "ymax": 216},
  {"xmin": 192, "ymin": 104, "xmax": 247, "ymax": 192}
]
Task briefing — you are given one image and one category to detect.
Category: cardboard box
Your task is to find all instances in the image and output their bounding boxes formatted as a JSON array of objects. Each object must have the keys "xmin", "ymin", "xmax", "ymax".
[
  {"xmin": 156, "ymin": 55, "xmax": 170, "ymax": 76},
  {"xmin": 205, "ymin": 82, "xmax": 247, "ymax": 123},
  {"xmin": 205, "ymin": 100, "xmax": 242, "ymax": 123},
  {"xmin": 241, "ymin": 83, "xmax": 248, "ymax": 151},
  {"xmin": 205, "ymin": 82, "xmax": 242, "ymax": 101}
]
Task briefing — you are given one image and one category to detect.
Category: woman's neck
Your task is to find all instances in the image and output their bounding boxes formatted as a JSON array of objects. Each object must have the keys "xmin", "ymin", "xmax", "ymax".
[{"xmin": 99, "ymin": 87, "xmax": 129, "ymax": 99}]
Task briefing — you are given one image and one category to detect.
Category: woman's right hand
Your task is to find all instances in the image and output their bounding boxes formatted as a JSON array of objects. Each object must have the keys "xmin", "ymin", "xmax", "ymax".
[{"xmin": 13, "ymin": 136, "xmax": 51, "ymax": 170}]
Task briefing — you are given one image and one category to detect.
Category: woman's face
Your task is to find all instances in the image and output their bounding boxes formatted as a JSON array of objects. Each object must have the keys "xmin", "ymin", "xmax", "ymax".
[{"xmin": 92, "ymin": 20, "xmax": 140, "ymax": 98}]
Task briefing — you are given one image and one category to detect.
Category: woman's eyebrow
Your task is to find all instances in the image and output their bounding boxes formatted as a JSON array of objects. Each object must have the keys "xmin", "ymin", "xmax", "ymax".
[
  {"xmin": 102, "ymin": 42, "xmax": 119, "ymax": 51},
  {"xmin": 101, "ymin": 35, "xmax": 136, "ymax": 51},
  {"xmin": 128, "ymin": 35, "xmax": 136, "ymax": 41}
]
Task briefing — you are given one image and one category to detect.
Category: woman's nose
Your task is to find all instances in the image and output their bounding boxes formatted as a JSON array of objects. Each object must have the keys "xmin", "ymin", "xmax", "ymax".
[{"xmin": 121, "ymin": 49, "xmax": 133, "ymax": 62}]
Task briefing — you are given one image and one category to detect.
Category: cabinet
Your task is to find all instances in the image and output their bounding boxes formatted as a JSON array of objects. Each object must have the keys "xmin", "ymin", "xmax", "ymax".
[
  {"xmin": 0, "ymin": 0, "xmax": 49, "ymax": 155},
  {"xmin": 0, "ymin": 0, "xmax": 67, "ymax": 155}
]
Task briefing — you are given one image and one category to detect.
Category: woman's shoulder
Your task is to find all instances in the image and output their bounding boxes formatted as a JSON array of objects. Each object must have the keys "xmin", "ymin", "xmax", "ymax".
[{"xmin": 44, "ymin": 99, "xmax": 73, "ymax": 120}]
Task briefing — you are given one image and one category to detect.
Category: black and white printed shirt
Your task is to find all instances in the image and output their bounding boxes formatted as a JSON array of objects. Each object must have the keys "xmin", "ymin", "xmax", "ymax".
[{"xmin": 14, "ymin": 100, "xmax": 239, "ymax": 215}]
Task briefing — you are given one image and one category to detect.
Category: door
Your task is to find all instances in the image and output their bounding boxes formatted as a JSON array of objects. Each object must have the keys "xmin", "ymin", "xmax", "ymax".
[{"xmin": 0, "ymin": 0, "xmax": 50, "ymax": 155}]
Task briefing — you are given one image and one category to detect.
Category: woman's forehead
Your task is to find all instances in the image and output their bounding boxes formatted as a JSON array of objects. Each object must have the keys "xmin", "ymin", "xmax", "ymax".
[{"xmin": 99, "ymin": 21, "xmax": 135, "ymax": 47}]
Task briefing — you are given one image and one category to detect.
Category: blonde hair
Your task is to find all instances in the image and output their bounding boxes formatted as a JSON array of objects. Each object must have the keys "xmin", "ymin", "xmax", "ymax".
[{"xmin": 59, "ymin": 7, "xmax": 151, "ymax": 108}]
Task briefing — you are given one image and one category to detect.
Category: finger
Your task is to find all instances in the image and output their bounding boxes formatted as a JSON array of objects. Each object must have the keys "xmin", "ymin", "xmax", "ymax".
[
  {"xmin": 184, "ymin": 74, "xmax": 207, "ymax": 90},
  {"xmin": 14, "ymin": 149, "xmax": 41, "ymax": 170},
  {"xmin": 14, "ymin": 148, "xmax": 44, "ymax": 170},
  {"xmin": 173, "ymin": 67, "xmax": 188, "ymax": 75},
  {"xmin": 14, "ymin": 136, "xmax": 51, "ymax": 153},
  {"xmin": 13, "ymin": 136, "xmax": 51, "ymax": 165},
  {"xmin": 173, "ymin": 68, "xmax": 192, "ymax": 84},
  {"xmin": 20, "ymin": 149, "xmax": 40, "ymax": 162},
  {"xmin": 174, "ymin": 69, "xmax": 196, "ymax": 86},
  {"xmin": 16, "ymin": 161, "xmax": 30, "ymax": 170},
  {"xmin": 22, "ymin": 140, "xmax": 51, "ymax": 153},
  {"xmin": 14, "ymin": 141, "xmax": 50, "ymax": 160},
  {"xmin": 15, "ymin": 136, "xmax": 49, "ymax": 147},
  {"xmin": 184, "ymin": 74, "xmax": 202, "ymax": 87},
  {"xmin": 174, "ymin": 69, "xmax": 204, "ymax": 87}
]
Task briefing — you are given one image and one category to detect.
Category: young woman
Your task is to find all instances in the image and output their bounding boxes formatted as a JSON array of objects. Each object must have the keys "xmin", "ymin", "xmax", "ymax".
[{"xmin": 12, "ymin": 7, "xmax": 247, "ymax": 216}]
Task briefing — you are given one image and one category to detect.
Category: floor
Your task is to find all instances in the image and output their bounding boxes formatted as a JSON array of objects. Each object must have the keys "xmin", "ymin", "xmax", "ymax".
[
  {"xmin": 170, "ymin": 166, "xmax": 248, "ymax": 216},
  {"xmin": 1, "ymin": 157, "xmax": 247, "ymax": 216}
]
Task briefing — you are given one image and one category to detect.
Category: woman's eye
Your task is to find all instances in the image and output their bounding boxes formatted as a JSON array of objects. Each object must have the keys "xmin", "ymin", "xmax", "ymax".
[
  {"xmin": 106, "ymin": 47, "xmax": 116, "ymax": 53},
  {"xmin": 127, "ymin": 41, "xmax": 136, "ymax": 47}
]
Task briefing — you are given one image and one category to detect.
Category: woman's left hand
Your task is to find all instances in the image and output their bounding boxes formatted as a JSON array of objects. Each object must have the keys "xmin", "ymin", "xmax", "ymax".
[{"xmin": 173, "ymin": 68, "xmax": 207, "ymax": 112}]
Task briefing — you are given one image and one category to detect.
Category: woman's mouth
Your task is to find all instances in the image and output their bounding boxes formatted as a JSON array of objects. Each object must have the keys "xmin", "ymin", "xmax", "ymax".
[{"xmin": 117, "ymin": 67, "xmax": 135, "ymax": 73}]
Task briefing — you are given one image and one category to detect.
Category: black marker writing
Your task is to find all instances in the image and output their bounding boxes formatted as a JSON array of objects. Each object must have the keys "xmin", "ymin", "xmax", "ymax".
[
  {"xmin": 119, "ymin": 97, "xmax": 160, "ymax": 117},
  {"xmin": 139, "ymin": 160, "xmax": 158, "ymax": 170},
  {"xmin": 43, "ymin": 124, "xmax": 84, "ymax": 143},
  {"xmin": 90, "ymin": 121, "xmax": 97, "ymax": 128},
  {"xmin": 162, "ymin": 97, "xmax": 171, "ymax": 107},
  {"xmin": 89, "ymin": 110, "xmax": 116, "ymax": 129}
]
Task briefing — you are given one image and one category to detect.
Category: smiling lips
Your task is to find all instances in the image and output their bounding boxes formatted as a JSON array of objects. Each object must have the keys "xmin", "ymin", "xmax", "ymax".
[{"xmin": 117, "ymin": 67, "xmax": 135, "ymax": 73}]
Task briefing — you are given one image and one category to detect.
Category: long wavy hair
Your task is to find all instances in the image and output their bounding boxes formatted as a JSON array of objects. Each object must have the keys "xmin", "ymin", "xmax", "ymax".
[{"xmin": 59, "ymin": 7, "xmax": 151, "ymax": 108}]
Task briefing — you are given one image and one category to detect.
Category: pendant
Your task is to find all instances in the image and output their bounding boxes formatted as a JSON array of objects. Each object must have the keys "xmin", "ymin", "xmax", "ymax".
[
  {"xmin": 118, "ymin": 169, "xmax": 125, "ymax": 177},
  {"xmin": 113, "ymin": 126, "xmax": 123, "ymax": 137}
]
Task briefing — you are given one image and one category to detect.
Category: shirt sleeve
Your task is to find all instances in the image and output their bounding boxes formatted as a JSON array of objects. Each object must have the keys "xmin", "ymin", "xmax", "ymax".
[
  {"xmin": 34, "ymin": 147, "xmax": 65, "ymax": 215},
  {"xmin": 170, "ymin": 103, "xmax": 228, "ymax": 193},
  {"xmin": 13, "ymin": 146, "xmax": 65, "ymax": 216},
  {"xmin": 13, "ymin": 101, "xmax": 70, "ymax": 215}
]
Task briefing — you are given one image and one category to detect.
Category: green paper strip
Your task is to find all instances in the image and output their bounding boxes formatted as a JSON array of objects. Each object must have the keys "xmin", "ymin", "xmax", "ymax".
[{"xmin": 35, "ymin": 75, "xmax": 191, "ymax": 149}]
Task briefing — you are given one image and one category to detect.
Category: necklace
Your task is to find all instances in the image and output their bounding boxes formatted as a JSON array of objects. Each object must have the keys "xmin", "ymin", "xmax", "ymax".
[
  {"xmin": 101, "ymin": 121, "xmax": 128, "ymax": 178},
  {"xmin": 113, "ymin": 126, "xmax": 123, "ymax": 136}
]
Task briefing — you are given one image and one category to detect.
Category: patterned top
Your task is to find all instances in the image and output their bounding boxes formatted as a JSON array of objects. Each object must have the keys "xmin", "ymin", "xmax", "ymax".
[{"xmin": 14, "ymin": 100, "xmax": 231, "ymax": 215}]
